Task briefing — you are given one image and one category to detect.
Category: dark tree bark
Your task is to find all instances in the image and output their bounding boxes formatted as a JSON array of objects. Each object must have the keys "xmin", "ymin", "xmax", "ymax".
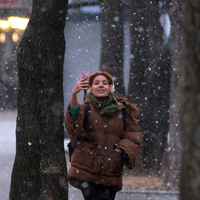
[
  {"xmin": 163, "ymin": 0, "xmax": 183, "ymax": 191},
  {"xmin": 179, "ymin": 0, "xmax": 200, "ymax": 199},
  {"xmin": 128, "ymin": 0, "xmax": 170, "ymax": 173},
  {"xmin": 9, "ymin": 1, "xmax": 68, "ymax": 199},
  {"xmin": 99, "ymin": 0, "xmax": 125, "ymax": 96}
]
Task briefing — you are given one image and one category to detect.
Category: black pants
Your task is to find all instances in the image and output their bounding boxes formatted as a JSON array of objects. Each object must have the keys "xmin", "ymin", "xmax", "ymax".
[{"xmin": 69, "ymin": 178, "xmax": 119, "ymax": 200}]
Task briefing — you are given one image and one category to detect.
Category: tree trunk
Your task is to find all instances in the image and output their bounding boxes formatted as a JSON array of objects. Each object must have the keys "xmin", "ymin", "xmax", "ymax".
[
  {"xmin": 9, "ymin": 0, "xmax": 68, "ymax": 199},
  {"xmin": 128, "ymin": 0, "xmax": 170, "ymax": 173},
  {"xmin": 179, "ymin": 0, "xmax": 200, "ymax": 199},
  {"xmin": 99, "ymin": 0, "xmax": 125, "ymax": 96},
  {"xmin": 163, "ymin": 0, "xmax": 184, "ymax": 191}
]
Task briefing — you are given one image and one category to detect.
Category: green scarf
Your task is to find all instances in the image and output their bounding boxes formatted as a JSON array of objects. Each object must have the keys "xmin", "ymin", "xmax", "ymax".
[{"xmin": 87, "ymin": 94, "xmax": 118, "ymax": 117}]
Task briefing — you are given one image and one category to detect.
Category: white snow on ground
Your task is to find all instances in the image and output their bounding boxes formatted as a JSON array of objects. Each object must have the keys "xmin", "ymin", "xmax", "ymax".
[{"xmin": 0, "ymin": 110, "xmax": 17, "ymax": 200}]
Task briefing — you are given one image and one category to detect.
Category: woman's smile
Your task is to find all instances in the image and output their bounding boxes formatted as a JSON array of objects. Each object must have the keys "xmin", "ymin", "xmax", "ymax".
[{"xmin": 97, "ymin": 88, "xmax": 105, "ymax": 93}]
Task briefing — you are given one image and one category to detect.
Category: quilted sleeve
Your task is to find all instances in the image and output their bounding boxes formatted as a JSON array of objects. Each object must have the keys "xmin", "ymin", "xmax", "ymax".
[
  {"xmin": 64, "ymin": 103, "xmax": 86, "ymax": 147},
  {"xmin": 117, "ymin": 108, "xmax": 143, "ymax": 169}
]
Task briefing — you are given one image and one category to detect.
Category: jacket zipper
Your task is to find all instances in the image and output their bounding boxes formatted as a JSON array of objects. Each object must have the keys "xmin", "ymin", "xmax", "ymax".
[
  {"xmin": 99, "ymin": 116, "xmax": 107, "ymax": 176},
  {"xmin": 104, "ymin": 116, "xmax": 107, "ymax": 148}
]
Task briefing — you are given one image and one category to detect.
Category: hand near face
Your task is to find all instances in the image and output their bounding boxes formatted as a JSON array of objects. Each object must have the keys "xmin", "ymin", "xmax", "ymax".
[{"xmin": 72, "ymin": 78, "xmax": 89, "ymax": 95}]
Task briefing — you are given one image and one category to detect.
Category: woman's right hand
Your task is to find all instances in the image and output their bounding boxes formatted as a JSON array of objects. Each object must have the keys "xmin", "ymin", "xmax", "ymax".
[
  {"xmin": 72, "ymin": 78, "xmax": 89, "ymax": 95},
  {"xmin": 70, "ymin": 78, "xmax": 89, "ymax": 108}
]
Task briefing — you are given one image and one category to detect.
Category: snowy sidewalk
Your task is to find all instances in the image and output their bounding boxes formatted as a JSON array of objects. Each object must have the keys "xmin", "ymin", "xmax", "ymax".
[
  {"xmin": 0, "ymin": 110, "xmax": 179, "ymax": 200},
  {"xmin": 0, "ymin": 110, "xmax": 16, "ymax": 200}
]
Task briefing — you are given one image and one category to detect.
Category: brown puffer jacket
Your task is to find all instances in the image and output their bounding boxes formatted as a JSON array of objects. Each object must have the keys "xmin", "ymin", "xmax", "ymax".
[{"xmin": 65, "ymin": 96, "xmax": 142, "ymax": 190}]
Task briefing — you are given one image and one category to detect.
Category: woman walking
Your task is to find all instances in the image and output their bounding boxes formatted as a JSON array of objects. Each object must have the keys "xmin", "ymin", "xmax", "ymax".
[{"xmin": 65, "ymin": 71, "xmax": 142, "ymax": 200}]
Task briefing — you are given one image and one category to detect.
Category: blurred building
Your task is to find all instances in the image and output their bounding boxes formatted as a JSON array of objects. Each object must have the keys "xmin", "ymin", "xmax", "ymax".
[
  {"xmin": 0, "ymin": 0, "xmax": 103, "ymax": 109},
  {"xmin": 0, "ymin": 0, "xmax": 31, "ymax": 109}
]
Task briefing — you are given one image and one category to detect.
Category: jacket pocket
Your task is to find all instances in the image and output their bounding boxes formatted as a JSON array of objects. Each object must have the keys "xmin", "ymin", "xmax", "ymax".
[
  {"xmin": 72, "ymin": 141, "xmax": 97, "ymax": 169},
  {"xmin": 106, "ymin": 151, "xmax": 123, "ymax": 176}
]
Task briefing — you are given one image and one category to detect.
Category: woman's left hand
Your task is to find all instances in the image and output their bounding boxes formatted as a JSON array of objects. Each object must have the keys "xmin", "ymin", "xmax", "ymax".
[{"xmin": 115, "ymin": 148, "xmax": 122, "ymax": 154}]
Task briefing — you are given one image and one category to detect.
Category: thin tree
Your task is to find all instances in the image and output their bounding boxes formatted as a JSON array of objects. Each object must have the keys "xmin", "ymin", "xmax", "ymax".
[
  {"xmin": 99, "ymin": 0, "xmax": 125, "ymax": 96},
  {"xmin": 9, "ymin": 0, "xmax": 68, "ymax": 199},
  {"xmin": 180, "ymin": 0, "xmax": 200, "ymax": 199},
  {"xmin": 163, "ymin": 0, "xmax": 184, "ymax": 190},
  {"xmin": 128, "ymin": 0, "xmax": 170, "ymax": 173}
]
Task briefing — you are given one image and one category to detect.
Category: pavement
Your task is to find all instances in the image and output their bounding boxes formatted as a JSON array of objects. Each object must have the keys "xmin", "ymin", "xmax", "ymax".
[
  {"xmin": 0, "ymin": 110, "xmax": 16, "ymax": 200},
  {"xmin": 0, "ymin": 110, "xmax": 179, "ymax": 200}
]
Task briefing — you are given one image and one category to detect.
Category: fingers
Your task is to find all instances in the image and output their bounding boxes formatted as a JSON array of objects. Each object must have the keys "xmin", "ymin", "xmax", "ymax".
[
  {"xmin": 72, "ymin": 79, "xmax": 89, "ymax": 94},
  {"xmin": 77, "ymin": 80, "xmax": 89, "ymax": 90},
  {"xmin": 79, "ymin": 77, "xmax": 88, "ymax": 82},
  {"xmin": 78, "ymin": 78, "xmax": 89, "ymax": 87}
]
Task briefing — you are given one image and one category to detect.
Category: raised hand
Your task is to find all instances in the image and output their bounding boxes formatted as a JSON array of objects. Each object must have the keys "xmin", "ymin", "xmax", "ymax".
[
  {"xmin": 71, "ymin": 78, "xmax": 89, "ymax": 95},
  {"xmin": 70, "ymin": 78, "xmax": 89, "ymax": 108}
]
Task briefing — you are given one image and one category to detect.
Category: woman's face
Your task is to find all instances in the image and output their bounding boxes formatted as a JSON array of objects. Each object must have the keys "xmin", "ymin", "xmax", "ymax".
[{"xmin": 90, "ymin": 75, "xmax": 112, "ymax": 98}]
